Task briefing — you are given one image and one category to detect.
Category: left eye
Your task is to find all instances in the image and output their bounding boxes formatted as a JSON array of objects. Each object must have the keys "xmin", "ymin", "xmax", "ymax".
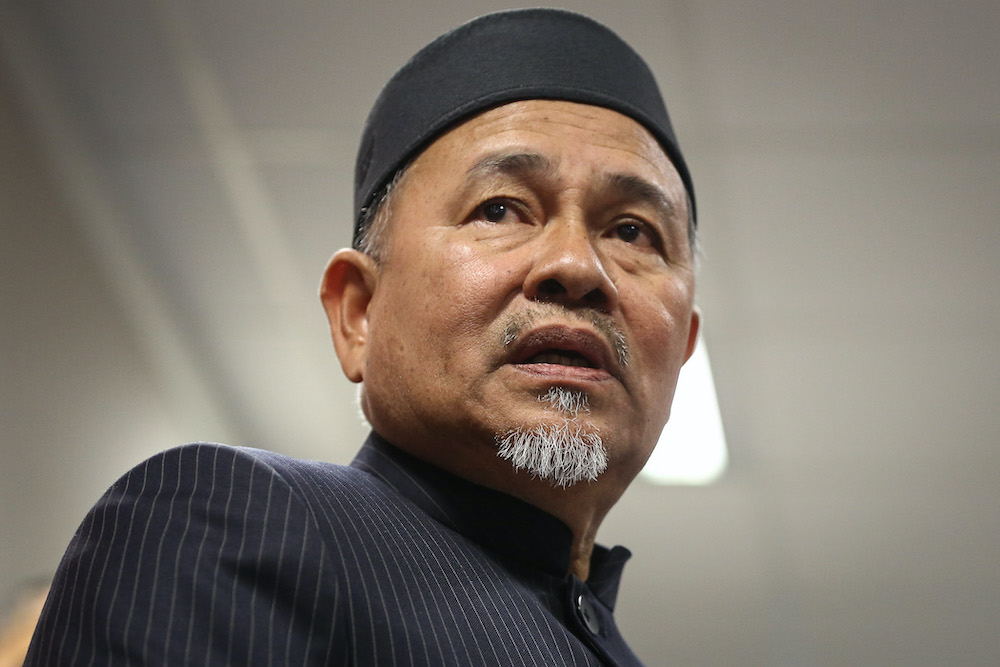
[
  {"xmin": 615, "ymin": 222, "xmax": 643, "ymax": 243},
  {"xmin": 473, "ymin": 199, "xmax": 516, "ymax": 224},
  {"xmin": 608, "ymin": 219, "xmax": 663, "ymax": 253},
  {"xmin": 482, "ymin": 201, "xmax": 508, "ymax": 222}
]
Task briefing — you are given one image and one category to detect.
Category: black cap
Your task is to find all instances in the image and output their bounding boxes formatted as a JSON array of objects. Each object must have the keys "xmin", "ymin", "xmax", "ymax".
[{"xmin": 354, "ymin": 8, "xmax": 694, "ymax": 244}]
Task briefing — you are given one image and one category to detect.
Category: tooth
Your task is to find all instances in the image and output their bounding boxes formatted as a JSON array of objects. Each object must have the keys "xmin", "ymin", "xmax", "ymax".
[{"xmin": 530, "ymin": 353, "xmax": 590, "ymax": 367}]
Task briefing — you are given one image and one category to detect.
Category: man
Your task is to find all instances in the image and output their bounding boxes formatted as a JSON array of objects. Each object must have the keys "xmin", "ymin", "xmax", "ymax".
[{"xmin": 27, "ymin": 8, "xmax": 699, "ymax": 665}]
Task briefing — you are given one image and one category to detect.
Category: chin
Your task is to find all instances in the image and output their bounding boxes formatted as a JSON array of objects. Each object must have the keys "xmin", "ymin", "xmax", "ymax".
[{"xmin": 493, "ymin": 407, "xmax": 608, "ymax": 488}]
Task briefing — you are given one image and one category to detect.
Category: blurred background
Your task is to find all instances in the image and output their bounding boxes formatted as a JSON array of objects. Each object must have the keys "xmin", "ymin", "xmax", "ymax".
[{"xmin": 2, "ymin": 0, "xmax": 998, "ymax": 664}]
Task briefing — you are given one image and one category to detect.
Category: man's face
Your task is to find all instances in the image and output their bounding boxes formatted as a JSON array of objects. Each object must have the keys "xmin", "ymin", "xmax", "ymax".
[{"xmin": 356, "ymin": 99, "xmax": 699, "ymax": 492}]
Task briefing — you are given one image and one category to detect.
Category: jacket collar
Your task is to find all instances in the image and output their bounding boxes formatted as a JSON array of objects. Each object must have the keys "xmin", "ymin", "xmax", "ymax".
[{"xmin": 351, "ymin": 431, "xmax": 631, "ymax": 609}]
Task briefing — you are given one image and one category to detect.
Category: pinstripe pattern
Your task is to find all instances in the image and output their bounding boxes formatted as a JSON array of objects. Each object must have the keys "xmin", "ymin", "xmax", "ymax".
[{"xmin": 27, "ymin": 434, "xmax": 643, "ymax": 665}]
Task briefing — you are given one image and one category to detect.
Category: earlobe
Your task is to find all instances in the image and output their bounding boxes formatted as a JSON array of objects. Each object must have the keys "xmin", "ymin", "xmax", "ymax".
[{"xmin": 320, "ymin": 249, "xmax": 379, "ymax": 383}]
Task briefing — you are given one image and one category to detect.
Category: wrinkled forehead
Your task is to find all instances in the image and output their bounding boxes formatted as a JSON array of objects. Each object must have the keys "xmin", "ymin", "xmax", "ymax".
[{"xmin": 409, "ymin": 100, "xmax": 685, "ymax": 200}]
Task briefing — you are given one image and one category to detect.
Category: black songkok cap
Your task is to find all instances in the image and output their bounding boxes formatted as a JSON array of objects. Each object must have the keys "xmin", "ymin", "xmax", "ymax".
[{"xmin": 353, "ymin": 8, "xmax": 694, "ymax": 245}]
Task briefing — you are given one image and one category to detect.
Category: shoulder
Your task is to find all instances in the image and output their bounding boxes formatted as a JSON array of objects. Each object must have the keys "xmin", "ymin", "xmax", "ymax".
[
  {"xmin": 68, "ymin": 443, "xmax": 356, "ymax": 555},
  {"xmin": 65, "ymin": 442, "xmax": 388, "ymax": 576},
  {"xmin": 27, "ymin": 443, "xmax": 358, "ymax": 664},
  {"xmin": 108, "ymin": 442, "xmax": 371, "ymax": 505},
  {"xmin": 109, "ymin": 443, "xmax": 408, "ymax": 543}
]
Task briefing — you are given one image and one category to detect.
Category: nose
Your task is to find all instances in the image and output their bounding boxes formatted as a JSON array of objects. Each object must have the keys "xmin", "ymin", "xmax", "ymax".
[{"xmin": 522, "ymin": 218, "xmax": 618, "ymax": 311}]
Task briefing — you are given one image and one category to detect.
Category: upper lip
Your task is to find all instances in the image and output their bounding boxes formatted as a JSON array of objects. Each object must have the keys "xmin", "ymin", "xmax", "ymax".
[{"xmin": 507, "ymin": 324, "xmax": 621, "ymax": 378}]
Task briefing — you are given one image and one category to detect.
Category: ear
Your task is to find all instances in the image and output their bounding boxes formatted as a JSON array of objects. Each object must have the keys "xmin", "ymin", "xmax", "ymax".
[
  {"xmin": 320, "ymin": 249, "xmax": 379, "ymax": 383},
  {"xmin": 683, "ymin": 305, "xmax": 701, "ymax": 364}
]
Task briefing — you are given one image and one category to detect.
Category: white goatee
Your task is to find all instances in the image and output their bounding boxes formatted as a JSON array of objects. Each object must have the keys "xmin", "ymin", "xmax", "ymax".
[{"xmin": 496, "ymin": 387, "xmax": 607, "ymax": 488}]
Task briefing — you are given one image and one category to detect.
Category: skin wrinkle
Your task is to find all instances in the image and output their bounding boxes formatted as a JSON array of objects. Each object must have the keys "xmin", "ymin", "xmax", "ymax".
[{"xmin": 465, "ymin": 152, "xmax": 557, "ymax": 184}]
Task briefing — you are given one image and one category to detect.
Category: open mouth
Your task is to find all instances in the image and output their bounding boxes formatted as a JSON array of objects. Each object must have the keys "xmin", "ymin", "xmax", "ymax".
[
  {"xmin": 523, "ymin": 350, "xmax": 596, "ymax": 368},
  {"xmin": 506, "ymin": 323, "xmax": 618, "ymax": 381}
]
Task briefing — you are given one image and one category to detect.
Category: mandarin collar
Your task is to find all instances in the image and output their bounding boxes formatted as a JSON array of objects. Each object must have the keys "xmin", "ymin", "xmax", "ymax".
[{"xmin": 350, "ymin": 432, "xmax": 631, "ymax": 609}]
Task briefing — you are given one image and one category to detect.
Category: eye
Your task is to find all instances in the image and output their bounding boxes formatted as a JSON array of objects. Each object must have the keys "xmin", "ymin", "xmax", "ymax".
[
  {"xmin": 610, "ymin": 220, "xmax": 658, "ymax": 249},
  {"xmin": 615, "ymin": 222, "xmax": 643, "ymax": 243},
  {"xmin": 471, "ymin": 198, "xmax": 524, "ymax": 225},
  {"xmin": 482, "ymin": 201, "xmax": 509, "ymax": 223}
]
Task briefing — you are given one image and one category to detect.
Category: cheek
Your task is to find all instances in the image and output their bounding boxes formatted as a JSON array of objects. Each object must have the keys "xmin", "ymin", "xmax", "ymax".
[
  {"xmin": 623, "ymin": 282, "xmax": 695, "ymax": 390},
  {"xmin": 434, "ymin": 243, "xmax": 522, "ymax": 330},
  {"xmin": 376, "ymin": 245, "xmax": 519, "ymax": 362}
]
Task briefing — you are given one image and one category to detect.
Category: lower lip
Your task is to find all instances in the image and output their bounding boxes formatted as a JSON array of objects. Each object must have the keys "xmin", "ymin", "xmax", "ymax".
[{"xmin": 511, "ymin": 363, "xmax": 613, "ymax": 383}]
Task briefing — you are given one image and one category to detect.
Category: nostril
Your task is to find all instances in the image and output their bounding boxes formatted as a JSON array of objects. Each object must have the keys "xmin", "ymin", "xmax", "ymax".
[
  {"xmin": 537, "ymin": 278, "xmax": 566, "ymax": 297},
  {"xmin": 582, "ymin": 288, "xmax": 606, "ymax": 308},
  {"xmin": 532, "ymin": 278, "xmax": 608, "ymax": 309}
]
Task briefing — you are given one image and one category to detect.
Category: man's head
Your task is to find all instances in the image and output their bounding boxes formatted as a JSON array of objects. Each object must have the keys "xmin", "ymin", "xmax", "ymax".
[{"xmin": 321, "ymin": 9, "xmax": 699, "ymax": 518}]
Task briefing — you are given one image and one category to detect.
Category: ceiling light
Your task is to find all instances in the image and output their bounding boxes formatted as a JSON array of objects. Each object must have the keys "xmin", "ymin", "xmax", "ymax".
[{"xmin": 640, "ymin": 338, "xmax": 728, "ymax": 485}]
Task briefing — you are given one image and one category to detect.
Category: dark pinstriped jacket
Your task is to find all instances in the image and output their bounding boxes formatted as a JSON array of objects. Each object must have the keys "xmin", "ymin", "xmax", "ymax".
[{"xmin": 26, "ymin": 433, "xmax": 644, "ymax": 665}]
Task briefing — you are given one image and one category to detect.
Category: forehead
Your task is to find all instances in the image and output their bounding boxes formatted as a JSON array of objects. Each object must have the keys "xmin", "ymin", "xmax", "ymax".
[{"xmin": 406, "ymin": 100, "xmax": 684, "ymax": 197}]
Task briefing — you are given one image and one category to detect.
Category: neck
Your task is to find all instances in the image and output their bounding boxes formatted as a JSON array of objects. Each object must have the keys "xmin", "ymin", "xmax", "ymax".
[
  {"xmin": 570, "ymin": 549, "xmax": 593, "ymax": 581},
  {"xmin": 568, "ymin": 519, "xmax": 599, "ymax": 580}
]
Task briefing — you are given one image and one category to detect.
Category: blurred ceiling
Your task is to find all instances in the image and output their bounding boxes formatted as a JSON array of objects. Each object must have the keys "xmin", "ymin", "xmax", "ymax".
[{"xmin": 2, "ymin": 1, "xmax": 999, "ymax": 663}]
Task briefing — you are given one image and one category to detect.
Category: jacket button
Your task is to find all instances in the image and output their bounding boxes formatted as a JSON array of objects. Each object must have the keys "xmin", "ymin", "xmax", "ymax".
[{"xmin": 576, "ymin": 594, "xmax": 601, "ymax": 635}]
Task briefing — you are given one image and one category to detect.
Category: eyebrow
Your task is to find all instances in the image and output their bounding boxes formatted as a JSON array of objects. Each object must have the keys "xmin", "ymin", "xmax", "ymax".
[
  {"xmin": 464, "ymin": 151, "xmax": 556, "ymax": 184},
  {"xmin": 600, "ymin": 172, "xmax": 679, "ymax": 225}
]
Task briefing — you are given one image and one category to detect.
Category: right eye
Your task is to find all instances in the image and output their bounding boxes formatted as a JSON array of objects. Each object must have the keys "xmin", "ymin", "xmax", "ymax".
[{"xmin": 474, "ymin": 199, "xmax": 516, "ymax": 224}]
